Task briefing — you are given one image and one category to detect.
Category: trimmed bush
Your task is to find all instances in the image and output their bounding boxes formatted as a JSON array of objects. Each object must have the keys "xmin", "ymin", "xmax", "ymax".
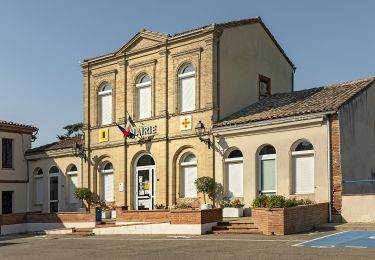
[
  {"xmin": 267, "ymin": 195, "xmax": 286, "ymax": 208},
  {"xmin": 252, "ymin": 195, "xmax": 314, "ymax": 209},
  {"xmin": 251, "ymin": 195, "xmax": 268, "ymax": 208}
]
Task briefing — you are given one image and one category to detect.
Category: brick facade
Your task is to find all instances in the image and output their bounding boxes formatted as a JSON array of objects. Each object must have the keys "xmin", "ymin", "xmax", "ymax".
[
  {"xmin": 116, "ymin": 209, "xmax": 170, "ymax": 223},
  {"xmin": 252, "ymin": 203, "xmax": 328, "ymax": 235},
  {"xmin": 330, "ymin": 115, "xmax": 343, "ymax": 222}
]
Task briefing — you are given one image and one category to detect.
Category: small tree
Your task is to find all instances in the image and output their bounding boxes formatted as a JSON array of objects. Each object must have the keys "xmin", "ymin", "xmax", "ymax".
[
  {"xmin": 74, "ymin": 187, "xmax": 94, "ymax": 209},
  {"xmin": 194, "ymin": 176, "xmax": 216, "ymax": 204},
  {"xmin": 57, "ymin": 122, "xmax": 83, "ymax": 140}
]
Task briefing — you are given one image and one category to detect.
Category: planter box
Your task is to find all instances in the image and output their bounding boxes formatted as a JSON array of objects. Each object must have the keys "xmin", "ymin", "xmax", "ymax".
[
  {"xmin": 223, "ymin": 207, "xmax": 243, "ymax": 218},
  {"xmin": 101, "ymin": 210, "xmax": 111, "ymax": 219},
  {"xmin": 252, "ymin": 203, "xmax": 328, "ymax": 235},
  {"xmin": 111, "ymin": 210, "xmax": 116, "ymax": 219}
]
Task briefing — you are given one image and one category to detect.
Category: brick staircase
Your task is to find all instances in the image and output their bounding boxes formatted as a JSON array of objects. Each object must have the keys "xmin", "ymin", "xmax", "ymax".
[
  {"xmin": 209, "ymin": 221, "xmax": 263, "ymax": 234},
  {"xmin": 72, "ymin": 227, "xmax": 94, "ymax": 235}
]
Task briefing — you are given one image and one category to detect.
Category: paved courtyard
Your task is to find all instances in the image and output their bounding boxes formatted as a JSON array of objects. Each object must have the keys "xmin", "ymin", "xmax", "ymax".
[{"xmin": 0, "ymin": 231, "xmax": 374, "ymax": 259}]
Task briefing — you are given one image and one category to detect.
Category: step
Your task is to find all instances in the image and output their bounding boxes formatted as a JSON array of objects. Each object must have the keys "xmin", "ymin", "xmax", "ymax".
[
  {"xmin": 212, "ymin": 225, "xmax": 258, "ymax": 230},
  {"xmin": 218, "ymin": 221, "xmax": 255, "ymax": 226},
  {"xmin": 72, "ymin": 228, "xmax": 94, "ymax": 236},
  {"xmin": 208, "ymin": 229, "xmax": 263, "ymax": 234}
]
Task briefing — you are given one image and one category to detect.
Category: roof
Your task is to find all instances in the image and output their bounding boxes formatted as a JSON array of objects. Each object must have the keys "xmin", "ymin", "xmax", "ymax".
[
  {"xmin": 215, "ymin": 76, "xmax": 375, "ymax": 128},
  {"xmin": 26, "ymin": 136, "xmax": 83, "ymax": 155},
  {"xmin": 0, "ymin": 120, "xmax": 38, "ymax": 132},
  {"xmin": 82, "ymin": 16, "xmax": 294, "ymax": 68}
]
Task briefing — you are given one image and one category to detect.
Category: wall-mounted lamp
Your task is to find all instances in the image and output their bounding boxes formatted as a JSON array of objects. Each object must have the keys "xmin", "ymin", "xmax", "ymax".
[
  {"xmin": 195, "ymin": 120, "xmax": 212, "ymax": 149},
  {"xmin": 72, "ymin": 142, "xmax": 87, "ymax": 162}
]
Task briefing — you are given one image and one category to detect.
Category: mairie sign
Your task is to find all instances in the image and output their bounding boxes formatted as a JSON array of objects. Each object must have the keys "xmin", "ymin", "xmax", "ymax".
[{"xmin": 134, "ymin": 125, "xmax": 157, "ymax": 136}]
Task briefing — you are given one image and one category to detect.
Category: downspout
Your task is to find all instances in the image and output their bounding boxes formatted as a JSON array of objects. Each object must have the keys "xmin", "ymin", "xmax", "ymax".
[{"xmin": 326, "ymin": 115, "xmax": 332, "ymax": 222}]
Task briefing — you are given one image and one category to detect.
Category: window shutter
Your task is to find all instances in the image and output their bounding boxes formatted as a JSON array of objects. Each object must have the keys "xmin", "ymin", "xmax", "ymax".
[
  {"xmin": 180, "ymin": 77, "xmax": 195, "ymax": 112},
  {"xmin": 138, "ymin": 86, "xmax": 151, "ymax": 119},
  {"xmin": 101, "ymin": 94, "xmax": 112, "ymax": 125},
  {"xmin": 69, "ymin": 175, "xmax": 78, "ymax": 203},
  {"xmin": 35, "ymin": 178, "xmax": 44, "ymax": 204},
  {"xmin": 182, "ymin": 165, "xmax": 197, "ymax": 198},
  {"xmin": 103, "ymin": 173, "xmax": 114, "ymax": 201},
  {"xmin": 293, "ymin": 155, "xmax": 314, "ymax": 193},
  {"xmin": 227, "ymin": 162, "xmax": 243, "ymax": 197},
  {"xmin": 261, "ymin": 159, "xmax": 276, "ymax": 192}
]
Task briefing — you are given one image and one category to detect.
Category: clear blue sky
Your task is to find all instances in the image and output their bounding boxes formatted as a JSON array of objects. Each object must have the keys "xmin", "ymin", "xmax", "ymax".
[{"xmin": 1, "ymin": 0, "xmax": 374, "ymax": 146}]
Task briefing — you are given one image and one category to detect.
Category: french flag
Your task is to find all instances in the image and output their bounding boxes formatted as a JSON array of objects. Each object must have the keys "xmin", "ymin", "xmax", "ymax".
[{"xmin": 117, "ymin": 115, "xmax": 136, "ymax": 139}]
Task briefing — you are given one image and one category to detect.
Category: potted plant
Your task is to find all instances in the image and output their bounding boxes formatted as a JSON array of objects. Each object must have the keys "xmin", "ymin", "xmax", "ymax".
[
  {"xmin": 74, "ymin": 187, "xmax": 94, "ymax": 211},
  {"xmin": 221, "ymin": 198, "xmax": 245, "ymax": 218},
  {"xmin": 194, "ymin": 176, "xmax": 216, "ymax": 209},
  {"xmin": 97, "ymin": 200, "xmax": 111, "ymax": 219}
]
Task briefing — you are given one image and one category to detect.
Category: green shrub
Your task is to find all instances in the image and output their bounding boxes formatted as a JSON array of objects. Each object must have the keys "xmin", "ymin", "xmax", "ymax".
[
  {"xmin": 284, "ymin": 198, "xmax": 300, "ymax": 208},
  {"xmin": 194, "ymin": 176, "xmax": 216, "ymax": 204},
  {"xmin": 267, "ymin": 195, "xmax": 286, "ymax": 208},
  {"xmin": 175, "ymin": 201, "xmax": 192, "ymax": 209},
  {"xmin": 74, "ymin": 187, "xmax": 94, "ymax": 208},
  {"xmin": 251, "ymin": 195, "xmax": 268, "ymax": 208},
  {"xmin": 221, "ymin": 198, "xmax": 245, "ymax": 208},
  {"xmin": 302, "ymin": 198, "xmax": 313, "ymax": 205}
]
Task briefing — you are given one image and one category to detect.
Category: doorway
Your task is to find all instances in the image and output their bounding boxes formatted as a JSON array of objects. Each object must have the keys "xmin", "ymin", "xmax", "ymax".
[
  {"xmin": 135, "ymin": 154, "xmax": 155, "ymax": 210},
  {"xmin": 2, "ymin": 191, "xmax": 13, "ymax": 214},
  {"xmin": 49, "ymin": 166, "xmax": 60, "ymax": 212}
]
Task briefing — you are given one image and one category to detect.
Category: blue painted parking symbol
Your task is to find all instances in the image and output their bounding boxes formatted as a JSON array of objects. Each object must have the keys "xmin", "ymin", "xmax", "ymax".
[{"xmin": 296, "ymin": 231, "xmax": 375, "ymax": 248}]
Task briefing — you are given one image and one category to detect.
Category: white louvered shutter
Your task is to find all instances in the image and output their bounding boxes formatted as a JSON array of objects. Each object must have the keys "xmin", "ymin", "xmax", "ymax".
[
  {"xmin": 35, "ymin": 177, "xmax": 44, "ymax": 204},
  {"xmin": 293, "ymin": 155, "xmax": 314, "ymax": 194},
  {"xmin": 182, "ymin": 165, "xmax": 197, "ymax": 198},
  {"xmin": 138, "ymin": 86, "xmax": 151, "ymax": 119},
  {"xmin": 69, "ymin": 175, "xmax": 78, "ymax": 203},
  {"xmin": 227, "ymin": 162, "xmax": 243, "ymax": 197},
  {"xmin": 103, "ymin": 173, "xmax": 114, "ymax": 201},
  {"xmin": 180, "ymin": 77, "xmax": 195, "ymax": 112},
  {"xmin": 261, "ymin": 159, "xmax": 276, "ymax": 192},
  {"xmin": 101, "ymin": 94, "xmax": 112, "ymax": 125}
]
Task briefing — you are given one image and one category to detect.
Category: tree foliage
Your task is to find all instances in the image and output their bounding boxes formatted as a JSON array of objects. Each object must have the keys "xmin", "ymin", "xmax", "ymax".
[
  {"xmin": 194, "ymin": 176, "xmax": 216, "ymax": 204},
  {"xmin": 57, "ymin": 122, "xmax": 83, "ymax": 140}
]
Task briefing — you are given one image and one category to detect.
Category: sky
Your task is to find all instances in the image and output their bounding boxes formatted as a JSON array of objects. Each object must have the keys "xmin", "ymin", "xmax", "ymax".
[{"xmin": 1, "ymin": 0, "xmax": 374, "ymax": 147}]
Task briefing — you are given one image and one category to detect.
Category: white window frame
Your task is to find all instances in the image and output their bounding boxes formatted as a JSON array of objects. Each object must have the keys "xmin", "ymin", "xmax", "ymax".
[
  {"xmin": 67, "ymin": 169, "xmax": 79, "ymax": 204},
  {"xmin": 101, "ymin": 167, "xmax": 114, "ymax": 202},
  {"xmin": 291, "ymin": 150, "xmax": 315, "ymax": 194},
  {"xmin": 258, "ymin": 154, "xmax": 277, "ymax": 194},
  {"xmin": 224, "ymin": 157, "xmax": 244, "ymax": 198},
  {"xmin": 178, "ymin": 68, "xmax": 196, "ymax": 113},
  {"xmin": 98, "ymin": 85, "xmax": 113, "ymax": 126},
  {"xmin": 136, "ymin": 77, "xmax": 152, "ymax": 120},
  {"xmin": 180, "ymin": 156, "xmax": 198, "ymax": 199},
  {"xmin": 33, "ymin": 170, "xmax": 44, "ymax": 205}
]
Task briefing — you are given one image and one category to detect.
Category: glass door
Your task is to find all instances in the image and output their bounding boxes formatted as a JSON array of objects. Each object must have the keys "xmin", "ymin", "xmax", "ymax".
[
  {"xmin": 136, "ymin": 168, "xmax": 154, "ymax": 210},
  {"xmin": 49, "ymin": 176, "xmax": 59, "ymax": 212}
]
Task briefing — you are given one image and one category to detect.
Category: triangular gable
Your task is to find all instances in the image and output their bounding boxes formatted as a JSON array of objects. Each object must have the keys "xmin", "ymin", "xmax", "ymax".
[{"xmin": 115, "ymin": 29, "xmax": 169, "ymax": 55}]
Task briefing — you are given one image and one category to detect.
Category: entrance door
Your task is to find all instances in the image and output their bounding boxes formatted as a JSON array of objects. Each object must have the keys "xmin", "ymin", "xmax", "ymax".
[
  {"xmin": 49, "ymin": 176, "xmax": 59, "ymax": 212},
  {"xmin": 135, "ymin": 167, "xmax": 155, "ymax": 210},
  {"xmin": 2, "ymin": 191, "xmax": 13, "ymax": 214}
]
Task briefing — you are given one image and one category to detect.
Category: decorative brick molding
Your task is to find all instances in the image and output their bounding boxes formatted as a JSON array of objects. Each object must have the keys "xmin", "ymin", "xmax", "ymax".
[
  {"xmin": 330, "ymin": 115, "xmax": 343, "ymax": 222},
  {"xmin": 252, "ymin": 203, "xmax": 328, "ymax": 235},
  {"xmin": 115, "ymin": 208, "xmax": 222, "ymax": 225}
]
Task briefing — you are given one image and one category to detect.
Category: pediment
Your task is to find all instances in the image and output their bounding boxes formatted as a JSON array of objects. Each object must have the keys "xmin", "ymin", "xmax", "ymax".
[{"xmin": 115, "ymin": 30, "xmax": 168, "ymax": 55}]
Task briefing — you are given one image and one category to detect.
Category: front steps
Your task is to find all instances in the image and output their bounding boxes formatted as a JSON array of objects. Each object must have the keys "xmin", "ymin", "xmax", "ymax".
[
  {"xmin": 209, "ymin": 221, "xmax": 263, "ymax": 234},
  {"xmin": 71, "ymin": 220, "xmax": 117, "ymax": 235}
]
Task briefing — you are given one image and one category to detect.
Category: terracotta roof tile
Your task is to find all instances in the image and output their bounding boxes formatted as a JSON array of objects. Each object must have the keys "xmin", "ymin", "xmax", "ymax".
[
  {"xmin": 215, "ymin": 76, "xmax": 375, "ymax": 128},
  {"xmin": 26, "ymin": 136, "xmax": 83, "ymax": 154},
  {"xmin": 0, "ymin": 120, "xmax": 38, "ymax": 131}
]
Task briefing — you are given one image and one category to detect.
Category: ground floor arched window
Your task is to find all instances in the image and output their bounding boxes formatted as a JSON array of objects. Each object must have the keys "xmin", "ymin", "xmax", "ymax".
[
  {"xmin": 33, "ymin": 167, "xmax": 44, "ymax": 205},
  {"xmin": 292, "ymin": 140, "xmax": 315, "ymax": 194},
  {"xmin": 180, "ymin": 154, "xmax": 197, "ymax": 198},
  {"xmin": 67, "ymin": 164, "xmax": 78, "ymax": 203},
  {"xmin": 225, "ymin": 149, "xmax": 243, "ymax": 198}
]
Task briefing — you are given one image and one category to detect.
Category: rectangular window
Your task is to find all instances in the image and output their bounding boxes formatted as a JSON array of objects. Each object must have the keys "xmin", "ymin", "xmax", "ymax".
[
  {"xmin": 2, "ymin": 191, "xmax": 13, "ymax": 214},
  {"xmin": 138, "ymin": 86, "xmax": 151, "ymax": 119},
  {"xmin": 181, "ymin": 165, "xmax": 197, "ymax": 198},
  {"xmin": 227, "ymin": 162, "xmax": 244, "ymax": 197},
  {"xmin": 260, "ymin": 158, "xmax": 276, "ymax": 193},
  {"xmin": 101, "ymin": 94, "xmax": 112, "ymax": 125},
  {"xmin": 69, "ymin": 174, "xmax": 78, "ymax": 203},
  {"xmin": 103, "ymin": 173, "xmax": 114, "ymax": 201},
  {"xmin": 293, "ymin": 154, "xmax": 314, "ymax": 194},
  {"xmin": 2, "ymin": 138, "xmax": 13, "ymax": 169},
  {"xmin": 180, "ymin": 77, "xmax": 195, "ymax": 112},
  {"xmin": 259, "ymin": 75, "xmax": 271, "ymax": 100}
]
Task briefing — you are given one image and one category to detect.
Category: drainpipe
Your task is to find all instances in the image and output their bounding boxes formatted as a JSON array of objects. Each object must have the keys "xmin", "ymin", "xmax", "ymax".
[{"xmin": 326, "ymin": 115, "xmax": 332, "ymax": 222}]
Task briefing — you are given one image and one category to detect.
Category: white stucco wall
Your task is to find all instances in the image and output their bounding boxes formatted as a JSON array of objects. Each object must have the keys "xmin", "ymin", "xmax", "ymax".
[{"xmin": 342, "ymin": 195, "xmax": 375, "ymax": 222}]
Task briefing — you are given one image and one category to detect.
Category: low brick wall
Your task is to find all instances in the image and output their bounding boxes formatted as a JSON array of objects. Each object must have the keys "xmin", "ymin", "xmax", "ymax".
[
  {"xmin": 27, "ymin": 211, "xmax": 95, "ymax": 223},
  {"xmin": 252, "ymin": 203, "xmax": 328, "ymax": 235},
  {"xmin": 115, "ymin": 208, "xmax": 222, "ymax": 225},
  {"xmin": 116, "ymin": 209, "xmax": 170, "ymax": 223}
]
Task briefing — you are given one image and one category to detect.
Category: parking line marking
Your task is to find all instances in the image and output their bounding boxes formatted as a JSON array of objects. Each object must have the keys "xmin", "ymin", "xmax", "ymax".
[
  {"xmin": 292, "ymin": 231, "xmax": 349, "ymax": 247},
  {"xmin": 345, "ymin": 246, "xmax": 367, "ymax": 249}
]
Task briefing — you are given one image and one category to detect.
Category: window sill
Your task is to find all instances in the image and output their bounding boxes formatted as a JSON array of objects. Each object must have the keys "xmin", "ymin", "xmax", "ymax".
[{"xmin": 1, "ymin": 168, "xmax": 15, "ymax": 171}]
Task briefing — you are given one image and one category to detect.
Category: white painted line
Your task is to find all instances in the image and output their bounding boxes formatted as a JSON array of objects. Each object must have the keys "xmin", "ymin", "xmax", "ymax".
[
  {"xmin": 369, "ymin": 236, "xmax": 375, "ymax": 240},
  {"xmin": 292, "ymin": 231, "xmax": 349, "ymax": 247},
  {"xmin": 311, "ymin": 246, "xmax": 335, "ymax": 248},
  {"xmin": 51, "ymin": 237, "xmax": 305, "ymax": 242},
  {"xmin": 345, "ymin": 246, "xmax": 367, "ymax": 249},
  {"xmin": 167, "ymin": 236, "xmax": 192, "ymax": 239}
]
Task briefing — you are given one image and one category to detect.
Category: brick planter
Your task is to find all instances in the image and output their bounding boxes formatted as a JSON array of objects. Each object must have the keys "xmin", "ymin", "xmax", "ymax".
[
  {"xmin": 252, "ymin": 203, "xmax": 328, "ymax": 235},
  {"xmin": 115, "ymin": 208, "xmax": 170, "ymax": 223}
]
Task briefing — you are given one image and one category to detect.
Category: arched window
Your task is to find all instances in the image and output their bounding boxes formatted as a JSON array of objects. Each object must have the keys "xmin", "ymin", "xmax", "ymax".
[
  {"xmin": 98, "ymin": 84, "xmax": 113, "ymax": 125},
  {"xmin": 225, "ymin": 149, "xmax": 244, "ymax": 198},
  {"xmin": 33, "ymin": 167, "xmax": 44, "ymax": 205},
  {"xmin": 258, "ymin": 145, "xmax": 276, "ymax": 194},
  {"xmin": 136, "ymin": 154, "xmax": 155, "ymax": 167},
  {"xmin": 136, "ymin": 74, "xmax": 152, "ymax": 119},
  {"xmin": 101, "ymin": 162, "xmax": 114, "ymax": 202},
  {"xmin": 67, "ymin": 164, "xmax": 78, "ymax": 204},
  {"xmin": 49, "ymin": 166, "xmax": 59, "ymax": 174},
  {"xmin": 178, "ymin": 64, "xmax": 196, "ymax": 113},
  {"xmin": 180, "ymin": 153, "xmax": 197, "ymax": 198},
  {"xmin": 292, "ymin": 140, "xmax": 315, "ymax": 194}
]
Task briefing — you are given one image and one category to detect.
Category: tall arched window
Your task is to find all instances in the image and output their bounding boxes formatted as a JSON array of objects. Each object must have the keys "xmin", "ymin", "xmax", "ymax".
[
  {"xmin": 225, "ymin": 149, "xmax": 243, "ymax": 198},
  {"xmin": 98, "ymin": 84, "xmax": 112, "ymax": 125},
  {"xmin": 180, "ymin": 154, "xmax": 197, "ymax": 198},
  {"xmin": 67, "ymin": 164, "xmax": 78, "ymax": 203},
  {"xmin": 178, "ymin": 64, "xmax": 196, "ymax": 113},
  {"xmin": 101, "ymin": 162, "xmax": 114, "ymax": 202},
  {"xmin": 259, "ymin": 145, "xmax": 276, "ymax": 195},
  {"xmin": 49, "ymin": 166, "xmax": 60, "ymax": 212},
  {"xmin": 292, "ymin": 140, "xmax": 315, "ymax": 194},
  {"xmin": 33, "ymin": 167, "xmax": 44, "ymax": 205},
  {"xmin": 136, "ymin": 74, "xmax": 152, "ymax": 119}
]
